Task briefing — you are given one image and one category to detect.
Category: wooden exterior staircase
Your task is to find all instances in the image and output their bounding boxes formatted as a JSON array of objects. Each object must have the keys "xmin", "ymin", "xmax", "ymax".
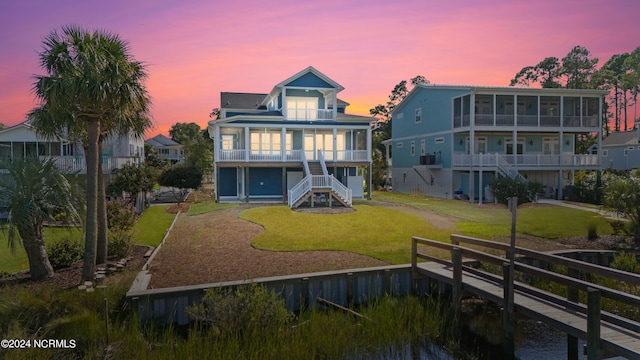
[{"xmin": 288, "ymin": 152, "xmax": 352, "ymax": 209}]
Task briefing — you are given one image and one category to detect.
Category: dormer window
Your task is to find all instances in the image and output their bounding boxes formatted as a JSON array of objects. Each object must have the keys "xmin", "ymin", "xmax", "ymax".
[{"xmin": 287, "ymin": 97, "xmax": 318, "ymax": 120}]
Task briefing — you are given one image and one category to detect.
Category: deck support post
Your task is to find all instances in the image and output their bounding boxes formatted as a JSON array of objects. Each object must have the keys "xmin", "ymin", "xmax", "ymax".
[
  {"xmin": 587, "ymin": 288, "xmax": 601, "ymax": 360},
  {"xmin": 301, "ymin": 277, "xmax": 310, "ymax": 312},
  {"xmin": 502, "ymin": 262, "xmax": 515, "ymax": 360}
]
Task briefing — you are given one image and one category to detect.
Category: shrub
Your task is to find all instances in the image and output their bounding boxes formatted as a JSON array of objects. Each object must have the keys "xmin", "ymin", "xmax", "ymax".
[
  {"xmin": 587, "ymin": 222, "xmax": 599, "ymax": 241},
  {"xmin": 47, "ymin": 237, "xmax": 82, "ymax": 269},
  {"xmin": 610, "ymin": 252, "xmax": 640, "ymax": 274},
  {"xmin": 108, "ymin": 231, "xmax": 132, "ymax": 260},
  {"xmin": 490, "ymin": 175, "xmax": 532, "ymax": 205},
  {"xmin": 187, "ymin": 283, "xmax": 293, "ymax": 336},
  {"xmin": 107, "ymin": 198, "xmax": 137, "ymax": 233}
]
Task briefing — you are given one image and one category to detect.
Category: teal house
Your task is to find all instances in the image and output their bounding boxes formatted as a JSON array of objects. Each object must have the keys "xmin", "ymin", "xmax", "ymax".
[
  {"xmin": 208, "ymin": 67, "xmax": 373, "ymax": 207},
  {"xmin": 389, "ymin": 85, "xmax": 607, "ymax": 203}
]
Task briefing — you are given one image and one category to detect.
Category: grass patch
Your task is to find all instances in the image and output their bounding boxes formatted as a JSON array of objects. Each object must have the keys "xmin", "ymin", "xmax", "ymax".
[
  {"xmin": 241, "ymin": 205, "xmax": 449, "ymax": 264},
  {"xmin": 0, "ymin": 227, "xmax": 83, "ymax": 275},
  {"xmin": 133, "ymin": 205, "xmax": 175, "ymax": 247},
  {"xmin": 1, "ymin": 205, "xmax": 173, "ymax": 274},
  {"xmin": 187, "ymin": 201, "xmax": 237, "ymax": 216},
  {"xmin": 374, "ymin": 191, "xmax": 613, "ymax": 239}
]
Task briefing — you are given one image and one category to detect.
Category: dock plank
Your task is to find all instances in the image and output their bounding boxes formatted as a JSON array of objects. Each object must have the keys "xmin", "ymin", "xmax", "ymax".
[{"xmin": 416, "ymin": 261, "xmax": 640, "ymax": 359}]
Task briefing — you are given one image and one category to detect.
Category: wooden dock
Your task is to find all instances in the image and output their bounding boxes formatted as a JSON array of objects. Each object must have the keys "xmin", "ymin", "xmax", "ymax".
[{"xmin": 412, "ymin": 235, "xmax": 640, "ymax": 360}]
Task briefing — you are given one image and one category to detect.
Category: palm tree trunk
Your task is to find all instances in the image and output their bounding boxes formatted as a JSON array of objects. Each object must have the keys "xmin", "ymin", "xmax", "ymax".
[
  {"xmin": 21, "ymin": 229, "xmax": 54, "ymax": 280},
  {"xmin": 97, "ymin": 141, "xmax": 108, "ymax": 264},
  {"xmin": 82, "ymin": 118, "xmax": 101, "ymax": 281}
]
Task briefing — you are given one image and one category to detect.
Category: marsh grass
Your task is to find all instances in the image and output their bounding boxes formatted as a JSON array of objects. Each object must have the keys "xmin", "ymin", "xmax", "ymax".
[{"xmin": 0, "ymin": 277, "xmax": 459, "ymax": 359}]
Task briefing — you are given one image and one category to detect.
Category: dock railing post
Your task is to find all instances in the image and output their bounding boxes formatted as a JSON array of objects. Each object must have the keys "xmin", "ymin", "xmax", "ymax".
[
  {"xmin": 587, "ymin": 287, "xmax": 601, "ymax": 360},
  {"xmin": 567, "ymin": 254, "xmax": 580, "ymax": 360},
  {"xmin": 452, "ymin": 247, "xmax": 462, "ymax": 314},
  {"xmin": 411, "ymin": 237, "xmax": 418, "ymax": 295},
  {"xmin": 502, "ymin": 262, "xmax": 515, "ymax": 360}
]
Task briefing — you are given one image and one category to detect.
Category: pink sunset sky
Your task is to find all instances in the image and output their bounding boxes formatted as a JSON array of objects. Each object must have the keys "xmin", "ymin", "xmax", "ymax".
[{"xmin": 1, "ymin": 0, "xmax": 639, "ymax": 137}]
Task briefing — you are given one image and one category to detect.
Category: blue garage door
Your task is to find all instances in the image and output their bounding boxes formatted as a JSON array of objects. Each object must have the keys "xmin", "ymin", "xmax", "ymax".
[{"xmin": 249, "ymin": 168, "xmax": 282, "ymax": 196}]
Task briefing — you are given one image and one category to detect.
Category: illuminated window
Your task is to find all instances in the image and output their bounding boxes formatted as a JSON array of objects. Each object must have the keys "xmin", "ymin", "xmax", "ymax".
[{"xmin": 287, "ymin": 97, "xmax": 318, "ymax": 120}]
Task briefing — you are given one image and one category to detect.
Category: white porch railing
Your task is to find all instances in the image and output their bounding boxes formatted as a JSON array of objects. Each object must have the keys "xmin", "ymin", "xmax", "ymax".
[
  {"xmin": 453, "ymin": 153, "xmax": 599, "ymax": 168},
  {"xmin": 218, "ymin": 149, "xmax": 368, "ymax": 162},
  {"xmin": 45, "ymin": 156, "xmax": 141, "ymax": 174},
  {"xmin": 284, "ymin": 109, "xmax": 334, "ymax": 121},
  {"xmin": 288, "ymin": 176, "xmax": 312, "ymax": 208},
  {"xmin": 287, "ymin": 149, "xmax": 352, "ymax": 208}
]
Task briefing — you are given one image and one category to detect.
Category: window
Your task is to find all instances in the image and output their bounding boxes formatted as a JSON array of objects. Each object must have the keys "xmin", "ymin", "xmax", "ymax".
[
  {"xmin": 250, "ymin": 130, "xmax": 281, "ymax": 153},
  {"xmin": 415, "ymin": 108, "xmax": 422, "ymax": 123},
  {"xmin": 602, "ymin": 149, "xmax": 608, "ymax": 157},
  {"xmin": 505, "ymin": 138, "xmax": 524, "ymax": 155},
  {"xmin": 420, "ymin": 139, "xmax": 426, "ymax": 156},
  {"xmin": 542, "ymin": 138, "xmax": 559, "ymax": 155},
  {"xmin": 287, "ymin": 97, "xmax": 318, "ymax": 120},
  {"xmin": 410, "ymin": 141, "xmax": 415, "ymax": 156},
  {"xmin": 476, "ymin": 137, "xmax": 487, "ymax": 154},
  {"xmin": 221, "ymin": 134, "xmax": 235, "ymax": 150}
]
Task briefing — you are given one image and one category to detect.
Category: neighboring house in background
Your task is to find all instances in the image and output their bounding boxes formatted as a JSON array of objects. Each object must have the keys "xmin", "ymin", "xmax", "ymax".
[
  {"xmin": 207, "ymin": 66, "xmax": 373, "ymax": 207},
  {"xmin": 145, "ymin": 134, "xmax": 184, "ymax": 164},
  {"xmin": 388, "ymin": 85, "xmax": 607, "ymax": 203},
  {"xmin": 0, "ymin": 120, "xmax": 144, "ymax": 174},
  {"xmin": 600, "ymin": 130, "xmax": 640, "ymax": 170}
]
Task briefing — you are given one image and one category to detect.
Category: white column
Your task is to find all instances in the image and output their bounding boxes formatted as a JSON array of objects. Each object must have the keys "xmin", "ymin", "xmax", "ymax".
[
  {"xmin": 281, "ymin": 127, "xmax": 286, "ymax": 161},
  {"xmin": 244, "ymin": 126, "xmax": 250, "ymax": 162},
  {"xmin": 282, "ymin": 87, "xmax": 287, "ymax": 119}
]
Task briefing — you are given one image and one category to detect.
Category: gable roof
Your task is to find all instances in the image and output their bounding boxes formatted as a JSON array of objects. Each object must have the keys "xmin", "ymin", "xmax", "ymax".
[
  {"xmin": 602, "ymin": 130, "xmax": 639, "ymax": 147},
  {"xmin": 221, "ymin": 92, "xmax": 268, "ymax": 110},
  {"xmin": 274, "ymin": 66, "xmax": 344, "ymax": 91},
  {"xmin": 263, "ymin": 67, "xmax": 345, "ymax": 106},
  {"xmin": 145, "ymin": 134, "xmax": 181, "ymax": 147}
]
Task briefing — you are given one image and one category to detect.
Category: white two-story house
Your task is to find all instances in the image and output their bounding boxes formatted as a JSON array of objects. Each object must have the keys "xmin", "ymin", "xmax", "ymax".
[
  {"xmin": 389, "ymin": 85, "xmax": 607, "ymax": 203},
  {"xmin": 208, "ymin": 66, "xmax": 373, "ymax": 207},
  {"xmin": 0, "ymin": 120, "xmax": 143, "ymax": 174}
]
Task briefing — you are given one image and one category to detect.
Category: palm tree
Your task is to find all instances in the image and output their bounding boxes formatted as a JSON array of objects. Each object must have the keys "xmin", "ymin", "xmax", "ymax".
[
  {"xmin": 0, "ymin": 158, "xmax": 82, "ymax": 280},
  {"xmin": 29, "ymin": 25, "xmax": 151, "ymax": 281}
]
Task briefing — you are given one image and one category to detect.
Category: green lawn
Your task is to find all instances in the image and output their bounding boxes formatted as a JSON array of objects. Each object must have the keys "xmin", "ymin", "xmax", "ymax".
[
  {"xmin": 1, "ymin": 227, "xmax": 83, "ymax": 275},
  {"xmin": 374, "ymin": 192, "xmax": 612, "ymax": 239},
  {"xmin": 1, "ymin": 205, "xmax": 175, "ymax": 274},
  {"xmin": 241, "ymin": 205, "xmax": 450, "ymax": 264},
  {"xmin": 187, "ymin": 200, "xmax": 237, "ymax": 216},
  {"xmin": 133, "ymin": 205, "xmax": 176, "ymax": 246},
  {"xmin": 242, "ymin": 193, "xmax": 614, "ymax": 265}
]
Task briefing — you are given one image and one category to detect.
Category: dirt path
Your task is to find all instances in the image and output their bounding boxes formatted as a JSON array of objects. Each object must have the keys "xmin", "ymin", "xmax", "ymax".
[{"xmin": 147, "ymin": 206, "xmax": 388, "ymax": 288}]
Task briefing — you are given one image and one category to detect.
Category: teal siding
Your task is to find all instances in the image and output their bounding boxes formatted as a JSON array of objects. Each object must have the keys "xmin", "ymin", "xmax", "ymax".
[
  {"xmin": 286, "ymin": 72, "xmax": 334, "ymax": 88},
  {"xmin": 392, "ymin": 87, "xmax": 468, "ymax": 169}
]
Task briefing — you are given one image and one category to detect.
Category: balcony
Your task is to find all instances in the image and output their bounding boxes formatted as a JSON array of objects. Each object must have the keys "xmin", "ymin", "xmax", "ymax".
[
  {"xmin": 452, "ymin": 153, "xmax": 599, "ymax": 169},
  {"xmin": 285, "ymin": 109, "xmax": 335, "ymax": 121},
  {"xmin": 217, "ymin": 149, "xmax": 369, "ymax": 163},
  {"xmin": 0, "ymin": 156, "xmax": 141, "ymax": 174},
  {"xmin": 454, "ymin": 114, "xmax": 599, "ymax": 129}
]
